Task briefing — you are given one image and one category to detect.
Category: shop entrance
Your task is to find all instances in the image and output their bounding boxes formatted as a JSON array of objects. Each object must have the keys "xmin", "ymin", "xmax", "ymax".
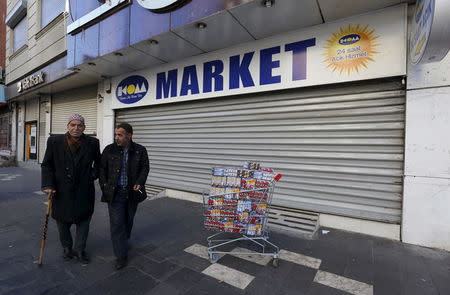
[
  {"xmin": 116, "ymin": 78, "xmax": 406, "ymax": 223},
  {"xmin": 25, "ymin": 122, "xmax": 37, "ymax": 160}
]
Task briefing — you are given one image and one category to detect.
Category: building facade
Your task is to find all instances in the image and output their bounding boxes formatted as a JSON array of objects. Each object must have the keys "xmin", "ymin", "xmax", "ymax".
[
  {"xmin": 4, "ymin": 0, "xmax": 99, "ymax": 165},
  {"xmin": 5, "ymin": 0, "xmax": 450, "ymax": 250},
  {"xmin": 1, "ymin": 0, "xmax": 10, "ymax": 157}
]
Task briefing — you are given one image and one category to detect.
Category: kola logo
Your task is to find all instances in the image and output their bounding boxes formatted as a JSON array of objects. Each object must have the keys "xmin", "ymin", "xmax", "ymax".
[
  {"xmin": 339, "ymin": 34, "xmax": 361, "ymax": 45},
  {"xmin": 116, "ymin": 75, "xmax": 149, "ymax": 104}
]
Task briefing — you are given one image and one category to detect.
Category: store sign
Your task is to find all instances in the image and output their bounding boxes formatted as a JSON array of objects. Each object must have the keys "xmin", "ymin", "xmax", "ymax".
[
  {"xmin": 17, "ymin": 72, "xmax": 45, "ymax": 93},
  {"xmin": 410, "ymin": 0, "xmax": 450, "ymax": 64},
  {"xmin": 136, "ymin": 0, "xmax": 188, "ymax": 12},
  {"xmin": 112, "ymin": 5, "xmax": 407, "ymax": 109},
  {"xmin": 116, "ymin": 75, "xmax": 149, "ymax": 104}
]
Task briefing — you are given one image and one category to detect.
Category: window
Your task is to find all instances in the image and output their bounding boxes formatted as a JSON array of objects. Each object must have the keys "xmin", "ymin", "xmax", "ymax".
[
  {"xmin": 13, "ymin": 17, "xmax": 27, "ymax": 52},
  {"xmin": 41, "ymin": 0, "xmax": 65, "ymax": 28}
]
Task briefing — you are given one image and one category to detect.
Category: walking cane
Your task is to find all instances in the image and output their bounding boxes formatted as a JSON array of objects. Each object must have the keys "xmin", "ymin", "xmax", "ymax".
[{"xmin": 38, "ymin": 191, "xmax": 53, "ymax": 267}]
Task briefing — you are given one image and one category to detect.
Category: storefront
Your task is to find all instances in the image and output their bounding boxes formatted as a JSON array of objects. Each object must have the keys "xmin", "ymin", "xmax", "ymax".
[
  {"xmin": 50, "ymin": 86, "xmax": 98, "ymax": 136},
  {"xmin": 6, "ymin": 58, "xmax": 99, "ymax": 164},
  {"xmin": 24, "ymin": 98, "xmax": 39, "ymax": 161},
  {"xmin": 107, "ymin": 5, "xmax": 407, "ymax": 225}
]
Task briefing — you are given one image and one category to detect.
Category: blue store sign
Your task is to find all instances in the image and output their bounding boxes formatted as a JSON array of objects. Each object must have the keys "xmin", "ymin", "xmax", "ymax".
[{"xmin": 116, "ymin": 75, "xmax": 149, "ymax": 104}]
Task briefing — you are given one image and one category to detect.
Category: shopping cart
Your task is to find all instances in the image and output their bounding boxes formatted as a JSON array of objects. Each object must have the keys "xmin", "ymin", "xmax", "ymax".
[{"xmin": 203, "ymin": 165, "xmax": 282, "ymax": 267}]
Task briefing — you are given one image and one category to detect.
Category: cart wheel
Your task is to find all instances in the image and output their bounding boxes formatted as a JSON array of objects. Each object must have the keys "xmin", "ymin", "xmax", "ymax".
[
  {"xmin": 272, "ymin": 257, "xmax": 279, "ymax": 268},
  {"xmin": 209, "ymin": 253, "xmax": 219, "ymax": 264}
]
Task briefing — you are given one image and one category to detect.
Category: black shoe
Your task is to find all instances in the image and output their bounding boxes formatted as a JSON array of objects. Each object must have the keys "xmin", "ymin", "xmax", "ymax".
[
  {"xmin": 62, "ymin": 248, "xmax": 74, "ymax": 261},
  {"xmin": 115, "ymin": 259, "xmax": 127, "ymax": 270},
  {"xmin": 74, "ymin": 251, "xmax": 90, "ymax": 264}
]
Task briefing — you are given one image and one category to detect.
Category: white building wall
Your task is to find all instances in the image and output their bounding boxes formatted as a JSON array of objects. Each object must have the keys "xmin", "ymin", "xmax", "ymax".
[
  {"xmin": 10, "ymin": 103, "xmax": 18, "ymax": 159},
  {"xmin": 16, "ymin": 101, "xmax": 25, "ymax": 161},
  {"xmin": 98, "ymin": 79, "xmax": 114, "ymax": 151},
  {"xmin": 403, "ymin": 52, "xmax": 450, "ymax": 250}
]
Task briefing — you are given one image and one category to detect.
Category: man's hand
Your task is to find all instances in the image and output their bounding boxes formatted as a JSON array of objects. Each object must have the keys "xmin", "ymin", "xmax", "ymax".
[
  {"xmin": 42, "ymin": 189, "xmax": 56, "ymax": 195},
  {"xmin": 133, "ymin": 185, "xmax": 144, "ymax": 194}
]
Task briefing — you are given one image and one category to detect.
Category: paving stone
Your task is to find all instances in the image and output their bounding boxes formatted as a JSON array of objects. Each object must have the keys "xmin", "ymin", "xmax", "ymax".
[
  {"xmin": 229, "ymin": 247, "xmax": 273, "ymax": 266},
  {"xmin": 277, "ymin": 263, "xmax": 317, "ymax": 291},
  {"xmin": 202, "ymin": 263, "xmax": 255, "ymax": 290},
  {"xmin": 279, "ymin": 249, "xmax": 321, "ymax": 269},
  {"xmin": 0, "ymin": 253, "xmax": 35, "ymax": 281},
  {"xmin": 184, "ymin": 276, "xmax": 244, "ymax": 295},
  {"xmin": 171, "ymin": 251, "xmax": 212, "ymax": 272},
  {"xmin": 143, "ymin": 250, "xmax": 170, "ymax": 263},
  {"xmin": 0, "ymin": 264, "xmax": 73, "ymax": 295},
  {"xmin": 134, "ymin": 243, "xmax": 157, "ymax": 255},
  {"xmin": 75, "ymin": 267, "xmax": 158, "ymax": 295},
  {"xmin": 216, "ymin": 255, "xmax": 265, "ymax": 277},
  {"xmin": 307, "ymin": 282, "xmax": 352, "ymax": 295},
  {"xmin": 314, "ymin": 270, "xmax": 373, "ymax": 295},
  {"xmin": 130, "ymin": 254, "xmax": 181, "ymax": 280},
  {"xmin": 2, "ymin": 169, "xmax": 450, "ymax": 295},
  {"xmin": 144, "ymin": 282, "xmax": 181, "ymax": 295},
  {"xmin": 245, "ymin": 261, "xmax": 316, "ymax": 295},
  {"xmin": 310, "ymin": 237, "xmax": 374, "ymax": 285},
  {"xmin": 60, "ymin": 257, "xmax": 118, "ymax": 289},
  {"xmin": 164, "ymin": 267, "xmax": 205, "ymax": 291},
  {"xmin": 184, "ymin": 243, "xmax": 210, "ymax": 260}
]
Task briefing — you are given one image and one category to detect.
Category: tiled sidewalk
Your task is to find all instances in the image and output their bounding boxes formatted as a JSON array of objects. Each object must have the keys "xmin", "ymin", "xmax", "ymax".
[{"xmin": 1, "ymin": 167, "xmax": 450, "ymax": 295}]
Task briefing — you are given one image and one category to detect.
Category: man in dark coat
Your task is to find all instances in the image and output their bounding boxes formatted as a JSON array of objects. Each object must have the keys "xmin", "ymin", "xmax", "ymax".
[
  {"xmin": 99, "ymin": 122, "xmax": 149, "ymax": 270},
  {"xmin": 41, "ymin": 114, "xmax": 101, "ymax": 264}
]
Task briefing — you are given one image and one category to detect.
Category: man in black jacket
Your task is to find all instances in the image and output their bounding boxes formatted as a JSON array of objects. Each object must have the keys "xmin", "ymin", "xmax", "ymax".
[
  {"xmin": 41, "ymin": 114, "xmax": 101, "ymax": 264},
  {"xmin": 99, "ymin": 122, "xmax": 149, "ymax": 270}
]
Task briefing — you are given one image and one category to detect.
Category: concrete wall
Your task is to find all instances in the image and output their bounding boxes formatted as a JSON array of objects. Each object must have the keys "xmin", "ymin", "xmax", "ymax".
[
  {"xmin": 0, "ymin": 0, "xmax": 6, "ymax": 69},
  {"xmin": 16, "ymin": 100, "xmax": 24, "ymax": 161},
  {"xmin": 98, "ymin": 79, "xmax": 114, "ymax": 151},
  {"xmin": 403, "ymin": 50, "xmax": 450, "ymax": 250},
  {"xmin": 5, "ymin": 0, "xmax": 67, "ymax": 84}
]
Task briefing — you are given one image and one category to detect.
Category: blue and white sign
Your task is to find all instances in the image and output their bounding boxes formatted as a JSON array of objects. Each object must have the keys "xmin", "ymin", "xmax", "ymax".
[
  {"xmin": 111, "ymin": 5, "xmax": 407, "ymax": 110},
  {"xmin": 410, "ymin": 0, "xmax": 450, "ymax": 64},
  {"xmin": 116, "ymin": 75, "xmax": 149, "ymax": 104},
  {"xmin": 136, "ymin": 0, "xmax": 188, "ymax": 12}
]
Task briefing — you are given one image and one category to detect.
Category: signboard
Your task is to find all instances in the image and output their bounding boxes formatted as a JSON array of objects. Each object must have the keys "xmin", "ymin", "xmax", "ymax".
[
  {"xmin": 410, "ymin": 0, "xmax": 450, "ymax": 64},
  {"xmin": 111, "ymin": 5, "xmax": 407, "ymax": 110},
  {"xmin": 136, "ymin": 0, "xmax": 188, "ymax": 12},
  {"xmin": 17, "ymin": 72, "xmax": 45, "ymax": 93}
]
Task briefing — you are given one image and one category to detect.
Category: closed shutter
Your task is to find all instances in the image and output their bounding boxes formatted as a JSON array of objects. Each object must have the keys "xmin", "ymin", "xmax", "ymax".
[
  {"xmin": 0, "ymin": 112, "xmax": 10, "ymax": 149},
  {"xmin": 38, "ymin": 100, "xmax": 47, "ymax": 163},
  {"xmin": 51, "ymin": 86, "xmax": 97, "ymax": 135},
  {"xmin": 25, "ymin": 98, "xmax": 39, "ymax": 122},
  {"xmin": 116, "ymin": 79, "xmax": 405, "ymax": 223}
]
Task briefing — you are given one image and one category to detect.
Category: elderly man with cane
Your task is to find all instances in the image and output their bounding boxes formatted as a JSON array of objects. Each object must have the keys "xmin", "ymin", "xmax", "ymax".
[{"xmin": 41, "ymin": 114, "xmax": 101, "ymax": 264}]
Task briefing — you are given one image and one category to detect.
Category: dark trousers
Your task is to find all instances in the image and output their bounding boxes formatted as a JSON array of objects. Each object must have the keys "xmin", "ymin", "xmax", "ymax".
[
  {"xmin": 56, "ymin": 216, "xmax": 91, "ymax": 253},
  {"xmin": 108, "ymin": 188, "xmax": 138, "ymax": 260}
]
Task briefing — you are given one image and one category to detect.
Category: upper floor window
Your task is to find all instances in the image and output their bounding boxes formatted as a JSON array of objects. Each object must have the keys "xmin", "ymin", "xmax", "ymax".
[
  {"xmin": 13, "ymin": 16, "xmax": 27, "ymax": 52},
  {"xmin": 41, "ymin": 0, "xmax": 65, "ymax": 28}
]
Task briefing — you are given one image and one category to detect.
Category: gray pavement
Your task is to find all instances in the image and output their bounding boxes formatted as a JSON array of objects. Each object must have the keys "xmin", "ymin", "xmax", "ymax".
[{"xmin": 1, "ymin": 166, "xmax": 450, "ymax": 295}]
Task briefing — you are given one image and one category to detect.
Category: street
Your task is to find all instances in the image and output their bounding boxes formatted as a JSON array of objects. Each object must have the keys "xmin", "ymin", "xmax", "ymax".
[{"xmin": 1, "ymin": 166, "xmax": 450, "ymax": 295}]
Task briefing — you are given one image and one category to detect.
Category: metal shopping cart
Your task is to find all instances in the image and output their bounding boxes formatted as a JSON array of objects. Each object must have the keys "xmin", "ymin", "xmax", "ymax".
[{"xmin": 203, "ymin": 164, "xmax": 282, "ymax": 267}]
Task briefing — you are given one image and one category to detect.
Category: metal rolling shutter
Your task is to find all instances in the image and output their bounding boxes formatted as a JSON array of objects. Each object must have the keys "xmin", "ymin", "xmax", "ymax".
[
  {"xmin": 51, "ymin": 86, "xmax": 98, "ymax": 135},
  {"xmin": 38, "ymin": 100, "xmax": 48, "ymax": 163},
  {"xmin": 25, "ymin": 99, "xmax": 39, "ymax": 122},
  {"xmin": 116, "ymin": 79, "xmax": 405, "ymax": 223}
]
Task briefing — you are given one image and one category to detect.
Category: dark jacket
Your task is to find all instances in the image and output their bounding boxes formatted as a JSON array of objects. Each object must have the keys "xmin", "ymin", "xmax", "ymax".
[
  {"xmin": 41, "ymin": 134, "xmax": 101, "ymax": 223},
  {"xmin": 99, "ymin": 141, "xmax": 149, "ymax": 203}
]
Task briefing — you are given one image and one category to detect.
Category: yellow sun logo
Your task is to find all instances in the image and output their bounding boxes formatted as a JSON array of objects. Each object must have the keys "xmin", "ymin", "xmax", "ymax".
[{"xmin": 323, "ymin": 24, "xmax": 379, "ymax": 74}]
